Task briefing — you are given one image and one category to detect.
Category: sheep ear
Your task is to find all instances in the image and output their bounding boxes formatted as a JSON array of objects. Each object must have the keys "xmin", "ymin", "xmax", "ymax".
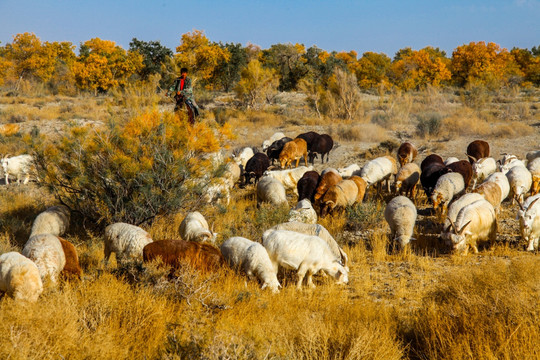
[{"xmin": 458, "ymin": 220, "xmax": 472, "ymax": 235}]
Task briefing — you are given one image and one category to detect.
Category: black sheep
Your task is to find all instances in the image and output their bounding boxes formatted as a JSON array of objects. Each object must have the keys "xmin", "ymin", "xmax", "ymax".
[
  {"xmin": 243, "ymin": 153, "xmax": 270, "ymax": 186},
  {"xmin": 296, "ymin": 131, "xmax": 320, "ymax": 152},
  {"xmin": 308, "ymin": 134, "xmax": 334, "ymax": 164},
  {"xmin": 266, "ymin": 137, "xmax": 293, "ymax": 165},
  {"xmin": 297, "ymin": 171, "xmax": 321, "ymax": 203}
]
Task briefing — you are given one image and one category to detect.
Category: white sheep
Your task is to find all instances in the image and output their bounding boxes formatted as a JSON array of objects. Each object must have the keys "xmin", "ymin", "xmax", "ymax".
[
  {"xmin": 22, "ymin": 234, "xmax": 66, "ymax": 285},
  {"xmin": 203, "ymin": 176, "xmax": 233, "ymax": 206},
  {"xmin": 1, "ymin": 154, "xmax": 34, "ymax": 185},
  {"xmin": 431, "ymin": 172, "xmax": 465, "ymax": 216},
  {"xmin": 444, "ymin": 157, "xmax": 459, "ymax": 165},
  {"xmin": 337, "ymin": 164, "xmax": 360, "ymax": 178},
  {"xmin": 220, "ymin": 237, "xmax": 281, "ymax": 293},
  {"xmin": 262, "ymin": 229, "xmax": 349, "ymax": 289},
  {"xmin": 441, "ymin": 193, "xmax": 485, "ymax": 245},
  {"xmin": 30, "ymin": 205, "xmax": 70, "ymax": 237},
  {"xmin": 499, "ymin": 155, "xmax": 525, "ymax": 174},
  {"xmin": 179, "ymin": 212, "xmax": 217, "ymax": 243},
  {"xmin": 444, "ymin": 199, "xmax": 497, "ymax": 255},
  {"xmin": 104, "ymin": 223, "xmax": 153, "ymax": 266},
  {"xmin": 262, "ymin": 132, "xmax": 286, "ymax": 151},
  {"xmin": 473, "ymin": 181, "xmax": 503, "ymax": 213},
  {"xmin": 321, "ymin": 167, "xmax": 340, "ymax": 176},
  {"xmin": 359, "ymin": 156, "xmax": 398, "ymax": 193},
  {"xmin": 517, "ymin": 194, "xmax": 540, "ymax": 251},
  {"xmin": 0, "ymin": 252, "xmax": 43, "ymax": 302},
  {"xmin": 271, "ymin": 221, "xmax": 348, "ymax": 268},
  {"xmin": 506, "ymin": 165, "xmax": 532, "ymax": 204},
  {"xmin": 485, "ymin": 172, "xmax": 511, "ymax": 202},
  {"xmin": 526, "ymin": 150, "xmax": 540, "ymax": 163},
  {"xmin": 527, "ymin": 157, "xmax": 540, "ymax": 195},
  {"xmin": 232, "ymin": 147, "xmax": 255, "ymax": 169},
  {"xmin": 262, "ymin": 165, "xmax": 313, "ymax": 194},
  {"xmin": 384, "ymin": 196, "xmax": 417, "ymax": 249},
  {"xmin": 224, "ymin": 161, "xmax": 241, "ymax": 184},
  {"xmin": 287, "ymin": 199, "xmax": 317, "ymax": 224},
  {"xmin": 471, "ymin": 157, "xmax": 497, "ymax": 189},
  {"xmin": 256, "ymin": 176, "xmax": 288, "ymax": 207}
]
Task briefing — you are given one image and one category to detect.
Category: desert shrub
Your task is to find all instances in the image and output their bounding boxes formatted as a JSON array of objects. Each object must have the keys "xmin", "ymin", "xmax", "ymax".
[
  {"xmin": 416, "ymin": 112, "xmax": 444, "ymax": 138},
  {"xmin": 371, "ymin": 112, "xmax": 391, "ymax": 127},
  {"xmin": 347, "ymin": 200, "xmax": 384, "ymax": 232},
  {"xmin": 30, "ymin": 110, "xmax": 233, "ymax": 227},
  {"xmin": 335, "ymin": 123, "xmax": 388, "ymax": 143}
]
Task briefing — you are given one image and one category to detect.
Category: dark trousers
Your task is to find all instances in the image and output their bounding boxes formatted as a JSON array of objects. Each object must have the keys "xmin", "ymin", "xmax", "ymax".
[{"xmin": 174, "ymin": 99, "xmax": 195, "ymax": 125}]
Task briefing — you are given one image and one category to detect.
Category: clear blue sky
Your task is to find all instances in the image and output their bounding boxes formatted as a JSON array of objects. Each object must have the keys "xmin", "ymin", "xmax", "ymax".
[{"xmin": 0, "ymin": 0, "xmax": 538, "ymax": 58}]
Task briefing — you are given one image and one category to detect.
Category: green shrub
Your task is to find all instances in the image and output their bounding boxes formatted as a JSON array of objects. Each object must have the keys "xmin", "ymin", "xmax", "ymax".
[{"xmin": 416, "ymin": 112, "xmax": 444, "ymax": 138}]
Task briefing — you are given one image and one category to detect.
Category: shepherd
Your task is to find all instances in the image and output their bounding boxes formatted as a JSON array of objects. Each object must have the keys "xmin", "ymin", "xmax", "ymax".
[{"xmin": 167, "ymin": 67, "xmax": 199, "ymax": 124}]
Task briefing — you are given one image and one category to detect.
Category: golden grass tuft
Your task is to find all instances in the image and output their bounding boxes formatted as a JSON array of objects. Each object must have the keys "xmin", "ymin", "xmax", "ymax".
[{"xmin": 0, "ymin": 123, "xmax": 20, "ymax": 136}]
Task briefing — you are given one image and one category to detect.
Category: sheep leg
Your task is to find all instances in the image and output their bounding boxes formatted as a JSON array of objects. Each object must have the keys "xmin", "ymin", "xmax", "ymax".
[
  {"xmin": 4, "ymin": 173, "xmax": 8, "ymax": 185},
  {"xmin": 304, "ymin": 154, "xmax": 308, "ymax": 167},
  {"xmin": 296, "ymin": 158, "xmax": 300, "ymax": 168},
  {"xmin": 23, "ymin": 174, "xmax": 30, "ymax": 185},
  {"xmin": 103, "ymin": 243, "xmax": 111, "ymax": 264},
  {"xmin": 296, "ymin": 264, "xmax": 308, "ymax": 289},
  {"xmin": 306, "ymin": 271, "xmax": 316, "ymax": 288}
]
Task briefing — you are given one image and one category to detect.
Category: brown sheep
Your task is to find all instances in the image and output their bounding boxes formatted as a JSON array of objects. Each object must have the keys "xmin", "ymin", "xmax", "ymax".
[
  {"xmin": 394, "ymin": 163, "xmax": 421, "ymax": 199},
  {"xmin": 320, "ymin": 179, "xmax": 359, "ymax": 216},
  {"xmin": 58, "ymin": 238, "xmax": 82, "ymax": 279},
  {"xmin": 143, "ymin": 240, "xmax": 225, "ymax": 272},
  {"xmin": 314, "ymin": 171, "xmax": 343, "ymax": 204},
  {"xmin": 349, "ymin": 176, "xmax": 367, "ymax": 203},
  {"xmin": 279, "ymin": 138, "xmax": 308, "ymax": 169},
  {"xmin": 466, "ymin": 140, "xmax": 490, "ymax": 164},
  {"xmin": 446, "ymin": 160, "xmax": 473, "ymax": 189},
  {"xmin": 473, "ymin": 181, "xmax": 503, "ymax": 212},
  {"xmin": 397, "ymin": 142, "xmax": 418, "ymax": 167}
]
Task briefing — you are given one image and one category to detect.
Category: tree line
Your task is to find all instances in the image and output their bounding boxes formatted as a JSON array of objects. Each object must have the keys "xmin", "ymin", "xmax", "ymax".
[{"xmin": 0, "ymin": 30, "xmax": 538, "ymax": 99}]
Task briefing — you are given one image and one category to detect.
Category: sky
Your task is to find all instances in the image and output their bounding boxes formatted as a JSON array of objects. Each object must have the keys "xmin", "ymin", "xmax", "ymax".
[{"xmin": 0, "ymin": 0, "xmax": 539, "ymax": 58}]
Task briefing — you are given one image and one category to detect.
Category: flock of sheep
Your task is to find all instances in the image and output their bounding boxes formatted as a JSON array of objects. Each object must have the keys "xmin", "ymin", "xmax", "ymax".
[{"xmin": 1, "ymin": 129, "xmax": 540, "ymax": 302}]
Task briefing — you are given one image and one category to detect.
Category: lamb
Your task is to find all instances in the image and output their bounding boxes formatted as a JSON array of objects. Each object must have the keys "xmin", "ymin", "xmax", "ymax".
[
  {"xmin": 295, "ymin": 131, "xmax": 320, "ymax": 152},
  {"xmin": 266, "ymin": 137, "xmax": 293, "ymax": 165},
  {"xmin": 0, "ymin": 252, "xmax": 43, "ymax": 302},
  {"xmin": 337, "ymin": 164, "xmax": 360, "ymax": 178},
  {"xmin": 232, "ymin": 147, "xmax": 255, "ymax": 169},
  {"xmin": 517, "ymin": 195, "xmax": 540, "ymax": 251},
  {"xmin": 279, "ymin": 138, "xmax": 308, "ymax": 168},
  {"xmin": 320, "ymin": 179, "xmax": 359, "ymax": 216},
  {"xmin": 349, "ymin": 175, "xmax": 367, "ymax": 203},
  {"xmin": 270, "ymin": 222, "xmax": 348, "ymax": 268},
  {"xmin": 143, "ymin": 240, "xmax": 225, "ymax": 272},
  {"xmin": 104, "ymin": 223, "xmax": 153, "ymax": 266},
  {"xmin": 22, "ymin": 234, "xmax": 66, "ymax": 285},
  {"xmin": 288, "ymin": 199, "xmax": 317, "ymax": 224},
  {"xmin": 313, "ymin": 171, "xmax": 342, "ymax": 204},
  {"xmin": 444, "ymin": 199, "xmax": 497, "ymax": 255},
  {"xmin": 308, "ymin": 134, "xmax": 334, "ymax": 164},
  {"xmin": 471, "ymin": 157, "xmax": 497, "ymax": 189},
  {"xmin": 256, "ymin": 176, "xmax": 288, "ymax": 207},
  {"xmin": 1, "ymin": 154, "xmax": 35, "ymax": 185},
  {"xmin": 446, "ymin": 160, "xmax": 473, "ymax": 189},
  {"xmin": 444, "ymin": 157, "xmax": 459, "ymax": 166},
  {"xmin": 394, "ymin": 163, "xmax": 421, "ymax": 199},
  {"xmin": 220, "ymin": 237, "xmax": 280, "ymax": 293},
  {"xmin": 262, "ymin": 229, "xmax": 348, "ymax": 289},
  {"xmin": 485, "ymin": 172, "xmax": 511, "ymax": 202},
  {"xmin": 57, "ymin": 238, "xmax": 82, "ymax": 279},
  {"xmin": 472, "ymin": 181, "xmax": 503, "ymax": 212},
  {"xmin": 397, "ymin": 142, "xmax": 418, "ymax": 167},
  {"xmin": 179, "ymin": 212, "xmax": 217, "ymax": 243},
  {"xmin": 243, "ymin": 152, "xmax": 270, "ymax": 186},
  {"xmin": 527, "ymin": 158, "xmax": 540, "ymax": 195},
  {"xmin": 431, "ymin": 172, "xmax": 466, "ymax": 217},
  {"xmin": 359, "ymin": 156, "xmax": 398, "ymax": 193},
  {"xmin": 30, "ymin": 205, "xmax": 71, "ymax": 237},
  {"xmin": 263, "ymin": 165, "xmax": 313, "ymax": 194},
  {"xmin": 224, "ymin": 161, "xmax": 241, "ymax": 184},
  {"xmin": 297, "ymin": 170, "xmax": 320, "ymax": 203},
  {"xmin": 466, "ymin": 140, "xmax": 490, "ymax": 164},
  {"xmin": 384, "ymin": 196, "xmax": 417, "ymax": 249},
  {"xmin": 441, "ymin": 193, "xmax": 485, "ymax": 245},
  {"xmin": 506, "ymin": 165, "xmax": 532, "ymax": 204},
  {"xmin": 262, "ymin": 132, "xmax": 286, "ymax": 151}
]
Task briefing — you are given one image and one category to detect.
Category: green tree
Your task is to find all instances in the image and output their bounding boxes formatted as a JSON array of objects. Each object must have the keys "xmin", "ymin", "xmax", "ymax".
[
  {"xmin": 212, "ymin": 42, "xmax": 248, "ymax": 92},
  {"xmin": 261, "ymin": 43, "xmax": 309, "ymax": 91},
  {"xmin": 129, "ymin": 38, "xmax": 173, "ymax": 88}
]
